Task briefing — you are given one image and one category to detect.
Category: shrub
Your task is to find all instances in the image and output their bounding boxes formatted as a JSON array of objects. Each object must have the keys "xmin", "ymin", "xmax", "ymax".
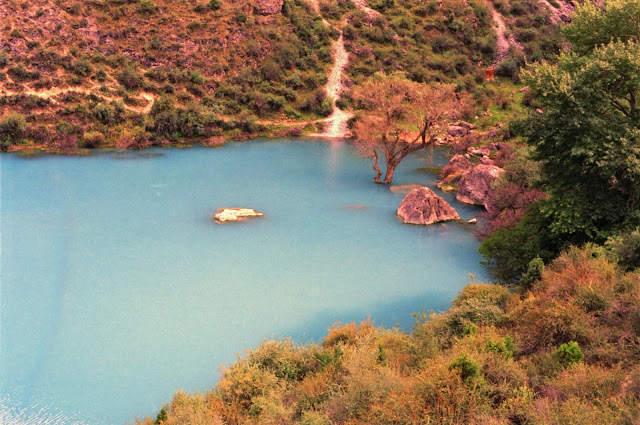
[
  {"xmin": 520, "ymin": 256, "xmax": 544, "ymax": 289},
  {"xmin": 118, "ymin": 66, "xmax": 144, "ymax": 90},
  {"xmin": 71, "ymin": 60, "xmax": 92, "ymax": 77},
  {"xmin": 605, "ymin": 229, "xmax": 640, "ymax": 270},
  {"xmin": 93, "ymin": 103, "xmax": 117, "ymax": 124},
  {"xmin": 553, "ymin": 341, "xmax": 584, "ymax": 367},
  {"xmin": 138, "ymin": 0, "xmax": 157, "ymax": 14},
  {"xmin": 485, "ymin": 335, "xmax": 517, "ymax": 359},
  {"xmin": 449, "ymin": 353, "xmax": 481, "ymax": 384},
  {"xmin": 81, "ymin": 131, "xmax": 105, "ymax": 148},
  {"xmin": 0, "ymin": 113, "xmax": 27, "ymax": 149},
  {"xmin": 8, "ymin": 64, "xmax": 40, "ymax": 82}
]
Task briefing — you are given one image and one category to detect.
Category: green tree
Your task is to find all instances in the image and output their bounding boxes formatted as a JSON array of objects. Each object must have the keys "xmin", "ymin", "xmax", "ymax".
[
  {"xmin": 563, "ymin": 0, "xmax": 640, "ymax": 55},
  {"xmin": 520, "ymin": 40, "xmax": 640, "ymax": 245}
]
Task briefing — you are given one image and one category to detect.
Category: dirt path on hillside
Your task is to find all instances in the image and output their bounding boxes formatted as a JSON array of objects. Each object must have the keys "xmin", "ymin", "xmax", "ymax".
[
  {"xmin": 486, "ymin": 1, "xmax": 522, "ymax": 63},
  {"xmin": 351, "ymin": 0, "xmax": 381, "ymax": 19},
  {"xmin": 0, "ymin": 85, "xmax": 156, "ymax": 114},
  {"xmin": 322, "ymin": 31, "xmax": 352, "ymax": 138}
]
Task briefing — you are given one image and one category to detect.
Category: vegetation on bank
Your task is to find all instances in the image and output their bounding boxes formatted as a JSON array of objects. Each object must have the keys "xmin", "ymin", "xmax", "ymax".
[
  {"xmin": 130, "ymin": 1, "xmax": 640, "ymax": 423},
  {"xmin": 135, "ymin": 245, "xmax": 640, "ymax": 424},
  {"xmin": 0, "ymin": 0, "xmax": 551, "ymax": 152}
]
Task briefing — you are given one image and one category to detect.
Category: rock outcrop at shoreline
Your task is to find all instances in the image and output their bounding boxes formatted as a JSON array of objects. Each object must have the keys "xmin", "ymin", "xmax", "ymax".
[
  {"xmin": 214, "ymin": 208, "xmax": 264, "ymax": 222},
  {"xmin": 456, "ymin": 164, "xmax": 505, "ymax": 207},
  {"xmin": 397, "ymin": 187, "xmax": 460, "ymax": 225},
  {"xmin": 438, "ymin": 154, "xmax": 474, "ymax": 190}
]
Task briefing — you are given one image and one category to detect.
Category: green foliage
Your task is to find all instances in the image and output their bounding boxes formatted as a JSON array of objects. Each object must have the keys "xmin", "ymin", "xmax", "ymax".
[
  {"xmin": 138, "ymin": 0, "xmax": 157, "ymax": 14},
  {"xmin": 153, "ymin": 407, "xmax": 167, "ymax": 425},
  {"xmin": 520, "ymin": 40, "xmax": 640, "ymax": 244},
  {"xmin": 553, "ymin": 342, "xmax": 584, "ymax": 367},
  {"xmin": 520, "ymin": 256, "xmax": 544, "ymax": 289},
  {"xmin": 117, "ymin": 65, "xmax": 144, "ymax": 90},
  {"xmin": 563, "ymin": 0, "xmax": 640, "ymax": 55},
  {"xmin": 93, "ymin": 103, "xmax": 118, "ymax": 124},
  {"xmin": 479, "ymin": 204, "xmax": 557, "ymax": 282},
  {"xmin": 485, "ymin": 335, "xmax": 517, "ymax": 359},
  {"xmin": 449, "ymin": 353, "xmax": 481, "ymax": 383},
  {"xmin": 605, "ymin": 228, "xmax": 640, "ymax": 270},
  {"xmin": 445, "ymin": 283, "xmax": 512, "ymax": 335},
  {"xmin": 0, "ymin": 113, "xmax": 27, "ymax": 149}
]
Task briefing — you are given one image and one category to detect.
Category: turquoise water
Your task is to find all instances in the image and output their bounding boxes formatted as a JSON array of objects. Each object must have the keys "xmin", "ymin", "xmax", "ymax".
[{"xmin": 0, "ymin": 139, "xmax": 487, "ymax": 425}]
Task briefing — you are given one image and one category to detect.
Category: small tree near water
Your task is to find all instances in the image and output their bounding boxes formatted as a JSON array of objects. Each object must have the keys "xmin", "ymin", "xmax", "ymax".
[{"xmin": 352, "ymin": 73, "xmax": 470, "ymax": 184}]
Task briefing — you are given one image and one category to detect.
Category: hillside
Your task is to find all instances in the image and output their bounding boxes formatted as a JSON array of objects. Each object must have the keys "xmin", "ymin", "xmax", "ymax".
[
  {"xmin": 135, "ymin": 246, "xmax": 640, "ymax": 424},
  {"xmin": 0, "ymin": 0, "xmax": 568, "ymax": 152}
]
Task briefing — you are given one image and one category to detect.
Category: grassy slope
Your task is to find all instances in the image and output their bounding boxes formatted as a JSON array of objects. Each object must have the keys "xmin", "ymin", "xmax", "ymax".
[
  {"xmin": 0, "ymin": 0, "xmax": 562, "ymax": 151},
  {"xmin": 136, "ymin": 245, "xmax": 640, "ymax": 424}
]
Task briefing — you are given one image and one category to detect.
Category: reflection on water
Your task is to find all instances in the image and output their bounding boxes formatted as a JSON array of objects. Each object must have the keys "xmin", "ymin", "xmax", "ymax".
[
  {"xmin": 0, "ymin": 395, "xmax": 87, "ymax": 425},
  {"xmin": 1, "ymin": 139, "xmax": 487, "ymax": 424}
]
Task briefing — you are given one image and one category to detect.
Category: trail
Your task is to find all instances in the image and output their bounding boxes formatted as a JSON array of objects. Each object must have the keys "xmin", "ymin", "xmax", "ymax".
[
  {"xmin": 0, "ymin": 85, "xmax": 156, "ymax": 114},
  {"xmin": 321, "ymin": 31, "xmax": 351, "ymax": 138},
  {"xmin": 486, "ymin": 1, "xmax": 523, "ymax": 64},
  {"xmin": 351, "ymin": 0, "xmax": 381, "ymax": 19},
  {"xmin": 539, "ymin": 0, "xmax": 574, "ymax": 24}
]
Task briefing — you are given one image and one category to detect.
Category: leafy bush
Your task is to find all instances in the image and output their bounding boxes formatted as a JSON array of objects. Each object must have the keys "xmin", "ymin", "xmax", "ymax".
[
  {"xmin": 605, "ymin": 229, "xmax": 640, "ymax": 270},
  {"xmin": 553, "ymin": 342, "xmax": 584, "ymax": 367},
  {"xmin": 0, "ymin": 113, "xmax": 27, "ymax": 149},
  {"xmin": 118, "ymin": 66, "xmax": 144, "ymax": 90},
  {"xmin": 449, "ymin": 353, "xmax": 481, "ymax": 384},
  {"xmin": 485, "ymin": 335, "xmax": 517, "ymax": 359}
]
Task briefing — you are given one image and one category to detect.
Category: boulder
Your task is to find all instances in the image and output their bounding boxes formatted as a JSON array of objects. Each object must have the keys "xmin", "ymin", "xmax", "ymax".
[
  {"xmin": 448, "ymin": 125, "xmax": 468, "ymax": 137},
  {"xmin": 214, "ymin": 208, "xmax": 264, "ymax": 222},
  {"xmin": 467, "ymin": 146, "xmax": 491, "ymax": 157},
  {"xmin": 455, "ymin": 121, "xmax": 475, "ymax": 131},
  {"xmin": 254, "ymin": 0, "xmax": 283, "ymax": 15},
  {"xmin": 438, "ymin": 154, "xmax": 473, "ymax": 190},
  {"xmin": 442, "ymin": 154, "xmax": 473, "ymax": 178},
  {"xmin": 456, "ymin": 165, "xmax": 505, "ymax": 207},
  {"xmin": 397, "ymin": 187, "xmax": 460, "ymax": 225}
]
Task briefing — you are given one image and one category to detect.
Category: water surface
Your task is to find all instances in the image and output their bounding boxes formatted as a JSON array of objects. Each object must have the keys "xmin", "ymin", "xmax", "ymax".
[{"xmin": 0, "ymin": 139, "xmax": 487, "ymax": 424}]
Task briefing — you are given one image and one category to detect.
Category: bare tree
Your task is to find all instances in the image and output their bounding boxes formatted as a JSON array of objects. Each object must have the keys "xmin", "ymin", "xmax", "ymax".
[{"xmin": 352, "ymin": 73, "xmax": 469, "ymax": 184}]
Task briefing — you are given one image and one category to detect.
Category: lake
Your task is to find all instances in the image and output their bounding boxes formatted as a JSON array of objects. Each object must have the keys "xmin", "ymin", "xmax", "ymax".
[{"xmin": 0, "ymin": 139, "xmax": 488, "ymax": 424}]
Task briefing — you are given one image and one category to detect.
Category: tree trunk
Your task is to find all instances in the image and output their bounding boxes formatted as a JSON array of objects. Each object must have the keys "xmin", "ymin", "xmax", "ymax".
[{"xmin": 374, "ymin": 161, "xmax": 398, "ymax": 184}]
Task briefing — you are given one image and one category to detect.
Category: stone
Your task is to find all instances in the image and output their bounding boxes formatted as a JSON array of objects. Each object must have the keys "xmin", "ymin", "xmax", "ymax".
[
  {"xmin": 254, "ymin": 0, "xmax": 283, "ymax": 15},
  {"xmin": 438, "ymin": 154, "xmax": 473, "ymax": 189},
  {"xmin": 468, "ymin": 146, "xmax": 491, "ymax": 157},
  {"xmin": 455, "ymin": 121, "xmax": 475, "ymax": 131},
  {"xmin": 214, "ymin": 208, "xmax": 264, "ymax": 222},
  {"xmin": 479, "ymin": 157, "xmax": 495, "ymax": 166},
  {"xmin": 468, "ymin": 218, "xmax": 477, "ymax": 224},
  {"xmin": 443, "ymin": 154, "xmax": 473, "ymax": 178},
  {"xmin": 389, "ymin": 184, "xmax": 423, "ymax": 194},
  {"xmin": 397, "ymin": 187, "xmax": 460, "ymax": 225},
  {"xmin": 456, "ymin": 164, "xmax": 505, "ymax": 208},
  {"xmin": 448, "ymin": 125, "xmax": 468, "ymax": 137}
]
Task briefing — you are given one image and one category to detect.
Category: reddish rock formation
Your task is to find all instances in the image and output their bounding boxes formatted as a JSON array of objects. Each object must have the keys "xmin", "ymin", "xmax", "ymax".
[
  {"xmin": 448, "ymin": 125, "xmax": 468, "ymax": 137},
  {"xmin": 397, "ymin": 187, "xmax": 460, "ymax": 225},
  {"xmin": 438, "ymin": 154, "xmax": 473, "ymax": 190},
  {"xmin": 456, "ymin": 164, "xmax": 505, "ymax": 207}
]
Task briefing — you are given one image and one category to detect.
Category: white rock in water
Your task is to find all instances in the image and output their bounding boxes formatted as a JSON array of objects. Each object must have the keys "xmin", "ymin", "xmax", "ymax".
[{"xmin": 214, "ymin": 208, "xmax": 264, "ymax": 222}]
